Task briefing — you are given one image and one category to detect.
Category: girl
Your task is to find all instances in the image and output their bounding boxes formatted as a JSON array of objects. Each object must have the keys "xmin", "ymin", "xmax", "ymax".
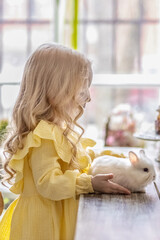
[{"xmin": 0, "ymin": 43, "xmax": 130, "ymax": 240}]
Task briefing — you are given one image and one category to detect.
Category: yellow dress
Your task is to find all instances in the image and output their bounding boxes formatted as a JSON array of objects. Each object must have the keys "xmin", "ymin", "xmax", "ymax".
[{"xmin": 0, "ymin": 120, "xmax": 95, "ymax": 240}]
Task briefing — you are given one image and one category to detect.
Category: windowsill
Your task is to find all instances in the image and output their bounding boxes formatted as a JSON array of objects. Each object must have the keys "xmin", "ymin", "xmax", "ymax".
[
  {"xmin": 1, "ymin": 74, "xmax": 160, "ymax": 87},
  {"xmin": 92, "ymin": 74, "xmax": 160, "ymax": 87}
]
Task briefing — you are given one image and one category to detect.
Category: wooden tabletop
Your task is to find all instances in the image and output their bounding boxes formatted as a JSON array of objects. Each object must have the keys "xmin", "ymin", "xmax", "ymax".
[{"xmin": 74, "ymin": 157, "xmax": 160, "ymax": 240}]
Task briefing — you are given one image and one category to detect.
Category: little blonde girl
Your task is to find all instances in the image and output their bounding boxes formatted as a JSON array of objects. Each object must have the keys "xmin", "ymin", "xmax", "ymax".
[{"xmin": 0, "ymin": 43, "xmax": 130, "ymax": 240}]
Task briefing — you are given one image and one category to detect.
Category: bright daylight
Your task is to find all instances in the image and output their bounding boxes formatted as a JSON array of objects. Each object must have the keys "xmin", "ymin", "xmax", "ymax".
[{"xmin": 0, "ymin": 1, "xmax": 160, "ymax": 240}]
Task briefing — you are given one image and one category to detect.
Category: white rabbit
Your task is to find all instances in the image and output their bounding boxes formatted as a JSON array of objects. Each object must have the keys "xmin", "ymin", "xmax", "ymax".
[{"xmin": 88, "ymin": 150, "xmax": 156, "ymax": 192}]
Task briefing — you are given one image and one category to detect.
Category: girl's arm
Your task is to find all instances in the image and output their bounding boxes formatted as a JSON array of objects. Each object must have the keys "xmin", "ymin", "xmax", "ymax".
[{"xmin": 30, "ymin": 139, "xmax": 94, "ymax": 201}]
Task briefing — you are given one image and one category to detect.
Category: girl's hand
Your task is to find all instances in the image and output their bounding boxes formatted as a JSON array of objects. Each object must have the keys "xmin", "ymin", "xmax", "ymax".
[{"xmin": 91, "ymin": 173, "xmax": 131, "ymax": 195}]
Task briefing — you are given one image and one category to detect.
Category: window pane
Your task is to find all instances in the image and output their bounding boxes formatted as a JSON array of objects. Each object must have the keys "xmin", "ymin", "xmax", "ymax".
[
  {"xmin": 2, "ymin": 25, "xmax": 27, "ymax": 82},
  {"xmin": 116, "ymin": 25, "xmax": 139, "ymax": 73},
  {"xmin": 81, "ymin": 86, "xmax": 159, "ymax": 142},
  {"xmin": 31, "ymin": 0, "xmax": 53, "ymax": 19},
  {"xmin": 3, "ymin": 0, "xmax": 27, "ymax": 20},
  {"xmin": 79, "ymin": 0, "xmax": 113, "ymax": 20},
  {"xmin": 85, "ymin": 24, "xmax": 113, "ymax": 73},
  {"xmin": 78, "ymin": 24, "xmax": 87, "ymax": 54},
  {"xmin": 31, "ymin": 25, "xmax": 53, "ymax": 51},
  {"xmin": 1, "ymin": 85, "xmax": 20, "ymax": 116},
  {"xmin": 64, "ymin": 23, "xmax": 113, "ymax": 67},
  {"xmin": 63, "ymin": 24, "xmax": 72, "ymax": 47},
  {"xmin": 117, "ymin": 0, "xmax": 140, "ymax": 19},
  {"xmin": 141, "ymin": 25, "xmax": 160, "ymax": 74},
  {"xmin": 142, "ymin": 0, "xmax": 160, "ymax": 19}
]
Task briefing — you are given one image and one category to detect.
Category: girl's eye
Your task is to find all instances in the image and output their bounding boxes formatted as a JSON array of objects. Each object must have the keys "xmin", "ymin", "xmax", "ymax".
[
  {"xmin": 80, "ymin": 92, "xmax": 84, "ymax": 96},
  {"xmin": 143, "ymin": 168, "xmax": 149, "ymax": 172}
]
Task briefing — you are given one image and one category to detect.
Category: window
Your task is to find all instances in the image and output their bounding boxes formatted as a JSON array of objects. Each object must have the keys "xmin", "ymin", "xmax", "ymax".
[
  {"xmin": 0, "ymin": 0, "xmax": 160, "ymax": 213},
  {"xmin": 0, "ymin": 0, "xmax": 54, "ymax": 83},
  {"xmin": 0, "ymin": 0, "xmax": 160, "ymax": 138},
  {"xmin": 0, "ymin": 0, "xmax": 54, "ymax": 117},
  {"xmin": 69, "ymin": 0, "xmax": 160, "ymax": 141},
  {"xmin": 74, "ymin": 0, "xmax": 160, "ymax": 74}
]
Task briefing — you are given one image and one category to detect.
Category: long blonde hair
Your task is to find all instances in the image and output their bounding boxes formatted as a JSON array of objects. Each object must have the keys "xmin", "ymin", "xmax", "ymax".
[{"xmin": 3, "ymin": 43, "xmax": 93, "ymax": 185}]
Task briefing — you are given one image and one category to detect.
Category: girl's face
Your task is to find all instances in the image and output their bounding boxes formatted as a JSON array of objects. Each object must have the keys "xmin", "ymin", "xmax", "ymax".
[
  {"xmin": 69, "ymin": 81, "xmax": 91, "ymax": 120},
  {"xmin": 77, "ymin": 78, "xmax": 91, "ymax": 108},
  {"xmin": 78, "ymin": 86, "xmax": 91, "ymax": 108}
]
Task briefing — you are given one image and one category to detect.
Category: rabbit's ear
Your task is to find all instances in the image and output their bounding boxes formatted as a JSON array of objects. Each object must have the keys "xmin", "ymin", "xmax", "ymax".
[{"xmin": 129, "ymin": 151, "xmax": 139, "ymax": 166}]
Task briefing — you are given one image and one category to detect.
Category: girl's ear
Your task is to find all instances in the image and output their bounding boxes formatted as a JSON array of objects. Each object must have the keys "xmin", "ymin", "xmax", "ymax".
[{"xmin": 129, "ymin": 151, "xmax": 139, "ymax": 166}]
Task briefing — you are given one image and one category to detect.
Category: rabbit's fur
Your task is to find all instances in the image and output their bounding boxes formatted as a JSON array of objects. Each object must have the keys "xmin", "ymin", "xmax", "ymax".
[{"xmin": 89, "ymin": 150, "xmax": 156, "ymax": 192}]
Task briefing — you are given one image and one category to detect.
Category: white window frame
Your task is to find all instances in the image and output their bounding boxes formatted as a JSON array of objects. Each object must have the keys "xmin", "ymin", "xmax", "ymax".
[
  {"xmin": 92, "ymin": 74, "xmax": 160, "ymax": 87},
  {"xmin": 1, "ymin": 74, "xmax": 160, "ymax": 87},
  {"xmin": 0, "ymin": 74, "xmax": 160, "ymax": 116}
]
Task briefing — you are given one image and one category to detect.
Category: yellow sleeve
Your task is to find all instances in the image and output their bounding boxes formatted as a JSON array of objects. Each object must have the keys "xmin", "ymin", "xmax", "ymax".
[
  {"xmin": 80, "ymin": 138, "xmax": 97, "ymax": 161},
  {"xmin": 30, "ymin": 139, "xmax": 94, "ymax": 201},
  {"xmin": 75, "ymin": 173, "xmax": 93, "ymax": 195},
  {"xmin": 99, "ymin": 150, "xmax": 126, "ymax": 158}
]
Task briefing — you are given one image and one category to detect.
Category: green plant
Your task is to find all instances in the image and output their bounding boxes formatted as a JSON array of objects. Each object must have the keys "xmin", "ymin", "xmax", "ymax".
[
  {"xmin": 71, "ymin": 0, "xmax": 79, "ymax": 49},
  {"xmin": 55, "ymin": 0, "xmax": 79, "ymax": 49},
  {"xmin": 0, "ymin": 119, "xmax": 8, "ymax": 146}
]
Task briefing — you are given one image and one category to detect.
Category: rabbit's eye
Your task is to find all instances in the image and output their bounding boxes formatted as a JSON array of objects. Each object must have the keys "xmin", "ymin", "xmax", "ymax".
[{"xmin": 143, "ymin": 168, "xmax": 149, "ymax": 172}]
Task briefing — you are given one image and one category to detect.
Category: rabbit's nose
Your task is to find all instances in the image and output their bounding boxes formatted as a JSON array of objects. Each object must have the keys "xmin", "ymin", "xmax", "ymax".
[{"xmin": 153, "ymin": 175, "xmax": 156, "ymax": 180}]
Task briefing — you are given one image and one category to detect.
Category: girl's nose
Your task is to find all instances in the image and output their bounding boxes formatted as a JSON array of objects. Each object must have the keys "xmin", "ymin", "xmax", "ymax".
[
  {"xmin": 87, "ymin": 97, "xmax": 91, "ymax": 102},
  {"xmin": 87, "ymin": 90, "xmax": 91, "ymax": 101}
]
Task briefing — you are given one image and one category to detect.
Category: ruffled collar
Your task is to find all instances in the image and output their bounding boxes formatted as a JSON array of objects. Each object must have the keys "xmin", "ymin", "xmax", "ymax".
[{"xmin": 8, "ymin": 120, "xmax": 96, "ymax": 193}]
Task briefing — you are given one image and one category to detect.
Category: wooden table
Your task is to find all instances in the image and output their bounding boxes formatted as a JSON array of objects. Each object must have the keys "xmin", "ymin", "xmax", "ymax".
[{"xmin": 74, "ymin": 150, "xmax": 160, "ymax": 240}]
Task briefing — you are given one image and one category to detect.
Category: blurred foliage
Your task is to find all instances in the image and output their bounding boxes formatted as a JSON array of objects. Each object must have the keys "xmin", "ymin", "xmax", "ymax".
[
  {"xmin": 0, "ymin": 119, "xmax": 8, "ymax": 146},
  {"xmin": 4, "ymin": 197, "xmax": 11, "ymax": 209},
  {"xmin": 71, "ymin": 0, "xmax": 79, "ymax": 49},
  {"xmin": 55, "ymin": 0, "xmax": 79, "ymax": 49}
]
